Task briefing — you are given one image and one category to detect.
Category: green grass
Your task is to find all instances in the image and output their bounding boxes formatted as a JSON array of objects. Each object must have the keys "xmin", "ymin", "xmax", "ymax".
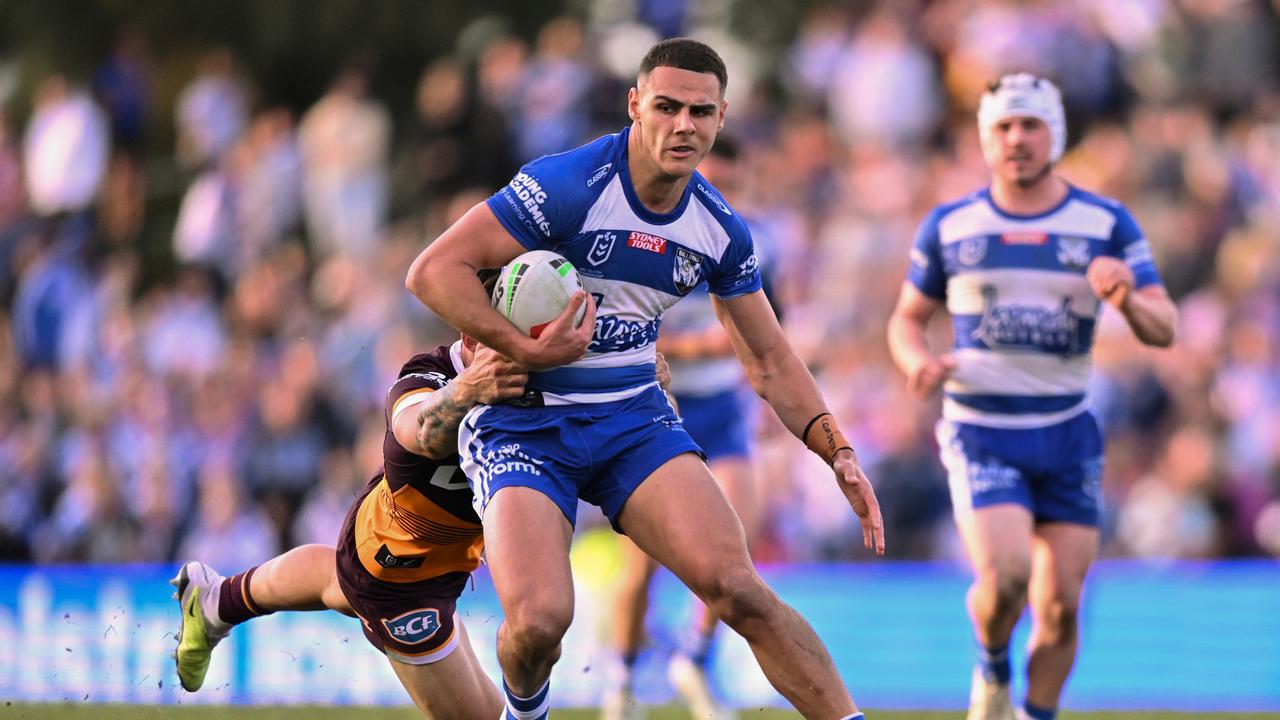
[{"xmin": 2, "ymin": 705, "xmax": 1278, "ymax": 720}]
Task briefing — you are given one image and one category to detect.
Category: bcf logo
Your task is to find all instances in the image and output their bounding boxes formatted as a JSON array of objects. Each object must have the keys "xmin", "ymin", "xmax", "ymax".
[{"xmin": 381, "ymin": 608, "xmax": 442, "ymax": 645}]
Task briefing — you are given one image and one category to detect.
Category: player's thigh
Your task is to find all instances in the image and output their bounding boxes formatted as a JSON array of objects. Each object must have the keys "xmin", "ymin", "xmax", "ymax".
[
  {"xmin": 1029, "ymin": 522, "xmax": 1099, "ymax": 609},
  {"xmin": 389, "ymin": 620, "xmax": 502, "ymax": 720},
  {"xmin": 957, "ymin": 505, "xmax": 1036, "ymax": 581},
  {"xmin": 617, "ymin": 452, "xmax": 752, "ymax": 591},
  {"xmin": 708, "ymin": 456, "xmax": 759, "ymax": 537},
  {"xmin": 482, "ymin": 486, "xmax": 575, "ymax": 619},
  {"xmin": 320, "ymin": 564, "xmax": 356, "ymax": 617}
]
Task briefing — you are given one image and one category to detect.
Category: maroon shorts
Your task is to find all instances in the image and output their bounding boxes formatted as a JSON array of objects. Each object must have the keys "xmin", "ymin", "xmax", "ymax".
[{"xmin": 334, "ymin": 481, "xmax": 471, "ymax": 665}]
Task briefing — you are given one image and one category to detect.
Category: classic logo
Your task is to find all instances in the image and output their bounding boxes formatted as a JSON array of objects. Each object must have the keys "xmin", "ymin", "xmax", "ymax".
[
  {"xmin": 588, "ymin": 232, "xmax": 618, "ymax": 266},
  {"xmin": 586, "ymin": 163, "xmax": 612, "ymax": 187},
  {"xmin": 1001, "ymin": 231, "xmax": 1047, "ymax": 245},
  {"xmin": 380, "ymin": 608, "xmax": 441, "ymax": 645},
  {"xmin": 627, "ymin": 231, "xmax": 667, "ymax": 254},
  {"xmin": 695, "ymin": 183, "xmax": 732, "ymax": 216},
  {"xmin": 909, "ymin": 248, "xmax": 930, "ymax": 270},
  {"xmin": 1056, "ymin": 236, "xmax": 1091, "ymax": 269},
  {"xmin": 958, "ymin": 236, "xmax": 988, "ymax": 266},
  {"xmin": 673, "ymin": 247, "xmax": 703, "ymax": 294},
  {"xmin": 1124, "ymin": 238, "xmax": 1154, "ymax": 266}
]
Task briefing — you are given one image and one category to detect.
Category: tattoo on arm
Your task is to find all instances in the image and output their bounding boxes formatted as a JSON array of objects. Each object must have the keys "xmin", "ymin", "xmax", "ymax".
[{"xmin": 414, "ymin": 383, "xmax": 471, "ymax": 457}]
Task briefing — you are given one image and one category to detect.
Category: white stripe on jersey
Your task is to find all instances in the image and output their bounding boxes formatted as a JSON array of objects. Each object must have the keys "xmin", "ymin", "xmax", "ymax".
[
  {"xmin": 539, "ymin": 381, "xmax": 658, "ymax": 406},
  {"xmin": 943, "ymin": 396, "xmax": 1088, "ymax": 429},
  {"xmin": 947, "ymin": 269, "xmax": 1101, "ymax": 317},
  {"xmin": 945, "ymin": 348, "xmax": 1093, "ymax": 397},
  {"xmin": 938, "ymin": 197, "xmax": 1117, "ymax": 244},
  {"xmin": 581, "ymin": 176, "xmax": 739, "ymax": 264}
]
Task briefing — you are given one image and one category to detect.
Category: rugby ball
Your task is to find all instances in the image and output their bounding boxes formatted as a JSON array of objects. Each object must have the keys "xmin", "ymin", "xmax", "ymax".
[{"xmin": 491, "ymin": 250, "xmax": 587, "ymax": 338}]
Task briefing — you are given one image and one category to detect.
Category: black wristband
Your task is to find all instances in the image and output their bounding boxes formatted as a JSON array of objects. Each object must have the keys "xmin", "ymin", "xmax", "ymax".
[{"xmin": 801, "ymin": 412, "xmax": 832, "ymax": 444}]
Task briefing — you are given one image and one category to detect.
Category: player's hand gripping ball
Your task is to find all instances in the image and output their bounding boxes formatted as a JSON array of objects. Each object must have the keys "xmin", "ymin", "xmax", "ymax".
[{"xmin": 492, "ymin": 250, "xmax": 588, "ymax": 338}]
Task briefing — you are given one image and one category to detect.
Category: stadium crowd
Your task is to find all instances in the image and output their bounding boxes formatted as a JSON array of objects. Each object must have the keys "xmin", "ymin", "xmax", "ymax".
[{"xmin": 1, "ymin": 0, "xmax": 1278, "ymax": 568}]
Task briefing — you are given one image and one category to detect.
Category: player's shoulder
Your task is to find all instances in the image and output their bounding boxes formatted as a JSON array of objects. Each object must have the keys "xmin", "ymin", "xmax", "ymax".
[
  {"xmin": 396, "ymin": 345, "xmax": 459, "ymax": 386},
  {"xmin": 916, "ymin": 189, "xmax": 987, "ymax": 235},
  {"xmin": 1063, "ymin": 185, "xmax": 1135, "ymax": 218},
  {"xmin": 689, "ymin": 170, "xmax": 751, "ymax": 240},
  {"xmin": 522, "ymin": 130, "xmax": 624, "ymax": 191}
]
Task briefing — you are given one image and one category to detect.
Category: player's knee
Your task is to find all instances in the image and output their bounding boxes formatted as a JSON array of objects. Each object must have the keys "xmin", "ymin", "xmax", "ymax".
[
  {"xmin": 504, "ymin": 601, "xmax": 573, "ymax": 653},
  {"xmin": 699, "ymin": 566, "xmax": 772, "ymax": 629},
  {"xmin": 1037, "ymin": 597, "xmax": 1080, "ymax": 646},
  {"xmin": 977, "ymin": 562, "xmax": 1030, "ymax": 610}
]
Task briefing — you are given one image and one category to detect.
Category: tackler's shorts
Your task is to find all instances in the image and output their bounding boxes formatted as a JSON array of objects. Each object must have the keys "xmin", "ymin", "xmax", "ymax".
[
  {"xmin": 459, "ymin": 384, "xmax": 703, "ymax": 531},
  {"xmin": 936, "ymin": 410, "xmax": 1104, "ymax": 527},
  {"xmin": 335, "ymin": 481, "xmax": 469, "ymax": 665}
]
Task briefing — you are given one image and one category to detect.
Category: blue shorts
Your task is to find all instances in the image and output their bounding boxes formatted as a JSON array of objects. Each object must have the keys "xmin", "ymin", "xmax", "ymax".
[
  {"xmin": 936, "ymin": 411, "xmax": 1103, "ymax": 526},
  {"xmin": 458, "ymin": 385, "xmax": 702, "ymax": 531},
  {"xmin": 674, "ymin": 387, "xmax": 752, "ymax": 461}
]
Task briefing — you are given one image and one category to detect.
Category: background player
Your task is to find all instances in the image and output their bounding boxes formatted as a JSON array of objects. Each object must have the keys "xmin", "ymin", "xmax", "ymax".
[
  {"xmin": 172, "ymin": 295, "xmax": 524, "ymax": 720},
  {"xmin": 407, "ymin": 38, "xmax": 884, "ymax": 720},
  {"xmin": 887, "ymin": 74, "xmax": 1177, "ymax": 720},
  {"xmin": 602, "ymin": 136, "xmax": 768, "ymax": 720}
]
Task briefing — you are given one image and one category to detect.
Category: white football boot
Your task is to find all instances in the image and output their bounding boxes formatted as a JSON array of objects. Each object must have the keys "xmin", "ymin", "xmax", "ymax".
[
  {"xmin": 967, "ymin": 666, "xmax": 1015, "ymax": 720},
  {"xmin": 668, "ymin": 654, "xmax": 737, "ymax": 720}
]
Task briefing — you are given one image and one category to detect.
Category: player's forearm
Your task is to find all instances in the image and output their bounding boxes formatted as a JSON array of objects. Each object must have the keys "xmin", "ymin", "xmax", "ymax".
[
  {"xmin": 405, "ymin": 255, "xmax": 528, "ymax": 361},
  {"xmin": 887, "ymin": 311, "xmax": 934, "ymax": 376},
  {"xmin": 1119, "ymin": 290, "xmax": 1177, "ymax": 348},
  {"xmin": 413, "ymin": 382, "xmax": 475, "ymax": 459}
]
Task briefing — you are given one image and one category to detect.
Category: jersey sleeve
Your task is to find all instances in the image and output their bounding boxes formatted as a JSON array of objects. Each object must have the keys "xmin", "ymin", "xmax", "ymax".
[
  {"xmin": 1109, "ymin": 205, "xmax": 1162, "ymax": 289},
  {"xmin": 486, "ymin": 154, "xmax": 593, "ymax": 250},
  {"xmin": 906, "ymin": 208, "xmax": 947, "ymax": 300},
  {"xmin": 707, "ymin": 215, "xmax": 763, "ymax": 298},
  {"xmin": 385, "ymin": 365, "xmax": 452, "ymax": 425}
]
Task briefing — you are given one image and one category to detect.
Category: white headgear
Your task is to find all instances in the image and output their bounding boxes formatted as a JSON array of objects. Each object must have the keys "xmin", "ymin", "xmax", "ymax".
[{"xmin": 977, "ymin": 73, "xmax": 1066, "ymax": 163}]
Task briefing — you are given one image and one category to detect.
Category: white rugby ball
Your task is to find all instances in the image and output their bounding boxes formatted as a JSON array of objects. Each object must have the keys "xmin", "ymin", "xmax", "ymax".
[{"xmin": 492, "ymin": 250, "xmax": 587, "ymax": 338}]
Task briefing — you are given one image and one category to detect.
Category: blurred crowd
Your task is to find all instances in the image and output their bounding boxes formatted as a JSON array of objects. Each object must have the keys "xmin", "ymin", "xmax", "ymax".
[{"xmin": 1, "ymin": 0, "xmax": 1278, "ymax": 568}]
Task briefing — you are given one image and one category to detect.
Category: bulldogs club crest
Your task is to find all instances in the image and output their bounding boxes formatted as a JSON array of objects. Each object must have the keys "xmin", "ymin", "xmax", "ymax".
[
  {"xmin": 1056, "ymin": 236, "xmax": 1091, "ymax": 269},
  {"xmin": 673, "ymin": 247, "xmax": 703, "ymax": 295}
]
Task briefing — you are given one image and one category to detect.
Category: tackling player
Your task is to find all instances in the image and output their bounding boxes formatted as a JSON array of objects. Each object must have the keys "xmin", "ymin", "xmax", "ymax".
[
  {"xmin": 407, "ymin": 38, "xmax": 884, "ymax": 720},
  {"xmin": 173, "ymin": 274, "xmax": 530, "ymax": 720},
  {"xmin": 887, "ymin": 74, "xmax": 1176, "ymax": 720}
]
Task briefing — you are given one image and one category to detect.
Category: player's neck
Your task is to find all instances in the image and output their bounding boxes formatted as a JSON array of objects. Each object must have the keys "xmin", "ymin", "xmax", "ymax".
[
  {"xmin": 989, "ymin": 173, "xmax": 1069, "ymax": 216},
  {"xmin": 627, "ymin": 129, "xmax": 691, "ymax": 214}
]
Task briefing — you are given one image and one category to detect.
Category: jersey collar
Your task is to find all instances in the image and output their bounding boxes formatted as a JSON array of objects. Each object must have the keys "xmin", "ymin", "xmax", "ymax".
[{"xmin": 448, "ymin": 340, "xmax": 466, "ymax": 374}]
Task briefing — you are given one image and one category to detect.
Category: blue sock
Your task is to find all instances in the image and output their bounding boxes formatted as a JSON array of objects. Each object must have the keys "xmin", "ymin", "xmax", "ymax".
[
  {"xmin": 1022, "ymin": 701, "xmax": 1056, "ymax": 720},
  {"xmin": 680, "ymin": 625, "xmax": 716, "ymax": 667},
  {"xmin": 839, "ymin": 714, "xmax": 865, "ymax": 720},
  {"xmin": 502, "ymin": 678, "xmax": 550, "ymax": 720},
  {"xmin": 978, "ymin": 643, "xmax": 1011, "ymax": 684}
]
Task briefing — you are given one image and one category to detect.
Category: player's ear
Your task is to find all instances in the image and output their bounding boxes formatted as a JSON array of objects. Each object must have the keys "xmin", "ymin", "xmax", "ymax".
[
  {"xmin": 627, "ymin": 86, "xmax": 640, "ymax": 122},
  {"xmin": 717, "ymin": 99, "xmax": 728, "ymax": 131}
]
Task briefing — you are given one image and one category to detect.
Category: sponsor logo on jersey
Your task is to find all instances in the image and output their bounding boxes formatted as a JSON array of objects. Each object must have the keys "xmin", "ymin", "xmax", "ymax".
[
  {"xmin": 973, "ymin": 286, "xmax": 1080, "ymax": 354},
  {"xmin": 958, "ymin": 236, "xmax": 988, "ymax": 266},
  {"xmin": 674, "ymin": 247, "xmax": 703, "ymax": 294},
  {"xmin": 586, "ymin": 163, "xmax": 612, "ymax": 187},
  {"xmin": 588, "ymin": 232, "xmax": 618, "ymax": 266},
  {"xmin": 380, "ymin": 608, "xmax": 441, "ymax": 645},
  {"xmin": 400, "ymin": 371, "xmax": 449, "ymax": 387},
  {"xmin": 1001, "ymin": 231, "xmax": 1047, "ymax": 245},
  {"xmin": 1056, "ymin": 236, "xmax": 1091, "ymax": 269},
  {"xmin": 737, "ymin": 253, "xmax": 759, "ymax": 277},
  {"xmin": 509, "ymin": 173, "xmax": 551, "ymax": 236},
  {"xmin": 591, "ymin": 315, "xmax": 661, "ymax": 353},
  {"xmin": 910, "ymin": 248, "xmax": 930, "ymax": 270},
  {"xmin": 627, "ymin": 231, "xmax": 667, "ymax": 254},
  {"xmin": 695, "ymin": 183, "xmax": 732, "ymax": 215}
]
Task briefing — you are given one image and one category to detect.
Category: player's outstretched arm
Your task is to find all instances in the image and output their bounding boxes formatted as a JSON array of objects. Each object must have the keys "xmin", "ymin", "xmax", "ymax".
[
  {"xmin": 405, "ymin": 203, "xmax": 595, "ymax": 370},
  {"xmin": 887, "ymin": 282, "xmax": 956, "ymax": 399},
  {"xmin": 713, "ymin": 290, "xmax": 885, "ymax": 554},
  {"xmin": 392, "ymin": 346, "xmax": 529, "ymax": 459}
]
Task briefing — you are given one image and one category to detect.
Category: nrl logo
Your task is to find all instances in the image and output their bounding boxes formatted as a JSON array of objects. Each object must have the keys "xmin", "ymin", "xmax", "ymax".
[
  {"xmin": 587, "ymin": 232, "xmax": 618, "ymax": 266},
  {"xmin": 673, "ymin": 247, "xmax": 703, "ymax": 294}
]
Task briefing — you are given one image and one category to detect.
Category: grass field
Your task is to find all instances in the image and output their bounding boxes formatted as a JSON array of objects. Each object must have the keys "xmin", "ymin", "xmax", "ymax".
[{"xmin": 3, "ymin": 705, "xmax": 1279, "ymax": 720}]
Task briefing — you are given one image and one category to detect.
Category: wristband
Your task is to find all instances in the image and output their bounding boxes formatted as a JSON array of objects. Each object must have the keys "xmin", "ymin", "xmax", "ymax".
[{"xmin": 802, "ymin": 412, "xmax": 852, "ymax": 466}]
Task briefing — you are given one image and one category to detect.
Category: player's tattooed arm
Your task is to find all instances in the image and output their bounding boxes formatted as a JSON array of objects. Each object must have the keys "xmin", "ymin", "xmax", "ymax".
[{"xmin": 410, "ymin": 382, "xmax": 472, "ymax": 459}]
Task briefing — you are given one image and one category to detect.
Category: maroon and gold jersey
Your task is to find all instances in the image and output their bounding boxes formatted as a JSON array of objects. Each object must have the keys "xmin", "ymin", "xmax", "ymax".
[{"xmin": 351, "ymin": 342, "xmax": 483, "ymax": 583}]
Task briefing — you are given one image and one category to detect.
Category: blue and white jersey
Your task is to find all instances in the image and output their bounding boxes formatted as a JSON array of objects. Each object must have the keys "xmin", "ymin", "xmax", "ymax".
[
  {"xmin": 661, "ymin": 282, "xmax": 744, "ymax": 398},
  {"xmin": 487, "ymin": 127, "xmax": 761, "ymax": 404},
  {"xmin": 907, "ymin": 186, "xmax": 1162, "ymax": 429}
]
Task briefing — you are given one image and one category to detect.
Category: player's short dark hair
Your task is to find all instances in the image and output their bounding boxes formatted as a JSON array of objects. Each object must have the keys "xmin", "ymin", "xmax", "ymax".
[
  {"xmin": 477, "ymin": 268, "xmax": 501, "ymax": 297},
  {"xmin": 639, "ymin": 38, "xmax": 727, "ymax": 94}
]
